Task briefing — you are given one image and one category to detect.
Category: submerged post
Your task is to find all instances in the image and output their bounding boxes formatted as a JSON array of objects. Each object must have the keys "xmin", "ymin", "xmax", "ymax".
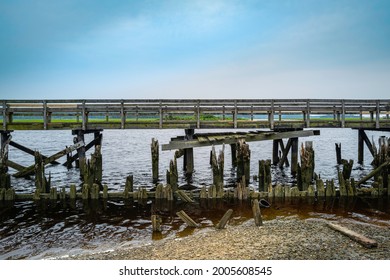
[
  {"xmin": 210, "ymin": 145, "xmax": 224, "ymax": 192},
  {"xmin": 335, "ymin": 143, "xmax": 342, "ymax": 165},
  {"xmin": 291, "ymin": 137, "xmax": 299, "ymax": 176}
]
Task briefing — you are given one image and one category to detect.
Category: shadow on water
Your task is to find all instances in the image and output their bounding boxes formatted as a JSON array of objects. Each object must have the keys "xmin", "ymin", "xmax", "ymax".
[{"xmin": 1, "ymin": 196, "xmax": 390, "ymax": 260}]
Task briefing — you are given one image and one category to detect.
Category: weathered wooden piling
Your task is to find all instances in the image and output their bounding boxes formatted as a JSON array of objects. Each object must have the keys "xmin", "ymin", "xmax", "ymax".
[
  {"xmin": 316, "ymin": 179, "xmax": 325, "ymax": 197},
  {"xmin": 298, "ymin": 141, "xmax": 315, "ymax": 191},
  {"xmin": 125, "ymin": 175, "xmax": 133, "ymax": 192},
  {"xmin": 236, "ymin": 139, "xmax": 250, "ymax": 184},
  {"xmin": 325, "ymin": 179, "xmax": 336, "ymax": 197},
  {"xmin": 234, "ymin": 180, "xmax": 249, "ymax": 200},
  {"xmin": 91, "ymin": 145, "xmax": 103, "ymax": 185},
  {"xmin": 210, "ymin": 145, "xmax": 224, "ymax": 192},
  {"xmin": 341, "ymin": 159, "xmax": 353, "ymax": 180},
  {"xmin": 70, "ymin": 184, "xmax": 76, "ymax": 199},
  {"xmin": 151, "ymin": 138, "xmax": 159, "ymax": 183},
  {"xmin": 82, "ymin": 184, "xmax": 89, "ymax": 200},
  {"xmin": 258, "ymin": 159, "xmax": 271, "ymax": 192},
  {"xmin": 335, "ymin": 143, "xmax": 342, "ymax": 165},
  {"xmin": 252, "ymin": 199, "xmax": 263, "ymax": 226},
  {"xmin": 183, "ymin": 129, "xmax": 195, "ymax": 176},
  {"xmin": 176, "ymin": 210, "xmax": 199, "ymax": 227},
  {"xmin": 215, "ymin": 209, "xmax": 233, "ymax": 229},
  {"xmin": 151, "ymin": 215, "xmax": 162, "ymax": 232},
  {"xmin": 230, "ymin": 143, "xmax": 237, "ymax": 167},
  {"xmin": 4, "ymin": 188, "xmax": 15, "ymax": 201},
  {"xmin": 167, "ymin": 157, "xmax": 178, "ymax": 191}
]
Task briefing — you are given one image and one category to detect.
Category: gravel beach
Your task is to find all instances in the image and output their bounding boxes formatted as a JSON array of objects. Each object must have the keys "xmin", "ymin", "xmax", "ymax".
[{"xmin": 61, "ymin": 216, "xmax": 390, "ymax": 260}]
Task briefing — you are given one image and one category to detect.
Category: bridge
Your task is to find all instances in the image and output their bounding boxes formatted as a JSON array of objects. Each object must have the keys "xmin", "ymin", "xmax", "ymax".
[{"xmin": 1, "ymin": 99, "xmax": 390, "ymax": 130}]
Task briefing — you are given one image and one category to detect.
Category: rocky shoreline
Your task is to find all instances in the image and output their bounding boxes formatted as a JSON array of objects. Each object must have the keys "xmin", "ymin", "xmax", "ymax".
[{"xmin": 60, "ymin": 216, "xmax": 390, "ymax": 260}]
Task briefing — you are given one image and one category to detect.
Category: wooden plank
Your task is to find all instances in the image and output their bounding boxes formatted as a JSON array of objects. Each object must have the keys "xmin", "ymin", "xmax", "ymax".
[
  {"xmin": 9, "ymin": 141, "xmax": 60, "ymax": 164},
  {"xmin": 162, "ymin": 130, "xmax": 320, "ymax": 151},
  {"xmin": 327, "ymin": 222, "xmax": 378, "ymax": 248},
  {"xmin": 13, "ymin": 141, "xmax": 84, "ymax": 178},
  {"xmin": 6, "ymin": 160, "xmax": 26, "ymax": 172}
]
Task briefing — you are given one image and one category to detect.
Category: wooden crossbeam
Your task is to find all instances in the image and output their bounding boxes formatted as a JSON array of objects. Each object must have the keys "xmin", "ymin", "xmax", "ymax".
[
  {"xmin": 9, "ymin": 141, "xmax": 60, "ymax": 164},
  {"xmin": 278, "ymin": 139, "xmax": 293, "ymax": 168},
  {"xmin": 13, "ymin": 141, "xmax": 84, "ymax": 178},
  {"xmin": 162, "ymin": 129, "xmax": 319, "ymax": 151},
  {"xmin": 6, "ymin": 160, "xmax": 26, "ymax": 172},
  {"xmin": 62, "ymin": 136, "xmax": 101, "ymax": 166}
]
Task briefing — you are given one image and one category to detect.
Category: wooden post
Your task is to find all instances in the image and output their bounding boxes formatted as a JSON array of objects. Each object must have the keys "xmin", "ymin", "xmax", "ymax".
[
  {"xmin": 70, "ymin": 184, "xmax": 76, "ymax": 200},
  {"xmin": 196, "ymin": 101, "xmax": 200, "ymax": 129},
  {"xmin": 341, "ymin": 99, "xmax": 345, "ymax": 128},
  {"xmin": 125, "ymin": 175, "xmax": 133, "ymax": 192},
  {"xmin": 91, "ymin": 145, "xmax": 102, "ymax": 186},
  {"xmin": 75, "ymin": 130, "xmax": 86, "ymax": 175},
  {"xmin": 230, "ymin": 143, "xmax": 237, "ymax": 167},
  {"xmin": 103, "ymin": 184, "xmax": 108, "ymax": 199},
  {"xmin": 151, "ymin": 215, "xmax": 162, "ymax": 232},
  {"xmin": 317, "ymin": 179, "xmax": 325, "ymax": 197},
  {"xmin": 291, "ymin": 137, "xmax": 299, "ymax": 176},
  {"xmin": 376, "ymin": 100, "xmax": 380, "ymax": 129},
  {"xmin": 210, "ymin": 145, "xmax": 224, "ymax": 193},
  {"xmin": 120, "ymin": 101, "xmax": 125, "ymax": 129},
  {"xmin": 258, "ymin": 160, "xmax": 271, "ymax": 192},
  {"xmin": 335, "ymin": 143, "xmax": 342, "ymax": 164},
  {"xmin": 234, "ymin": 100, "xmax": 238, "ymax": 129},
  {"xmin": 341, "ymin": 159, "xmax": 353, "ymax": 180},
  {"xmin": 306, "ymin": 100, "xmax": 310, "ymax": 128},
  {"xmin": 252, "ymin": 199, "xmax": 263, "ymax": 226},
  {"xmin": 300, "ymin": 141, "xmax": 315, "ymax": 191},
  {"xmin": 236, "ymin": 139, "xmax": 250, "ymax": 184},
  {"xmin": 168, "ymin": 157, "xmax": 178, "ymax": 191},
  {"xmin": 176, "ymin": 210, "xmax": 199, "ymax": 227},
  {"xmin": 0, "ymin": 131, "xmax": 11, "ymax": 189},
  {"xmin": 358, "ymin": 129, "xmax": 364, "ymax": 164},
  {"xmin": 272, "ymin": 140, "xmax": 279, "ymax": 165},
  {"xmin": 82, "ymin": 100, "xmax": 87, "ymax": 130},
  {"xmin": 2, "ymin": 101, "xmax": 7, "ymax": 130},
  {"xmin": 183, "ymin": 129, "xmax": 195, "ymax": 176},
  {"xmin": 270, "ymin": 100, "xmax": 274, "ymax": 130},
  {"xmin": 215, "ymin": 209, "xmax": 233, "ymax": 229},
  {"xmin": 151, "ymin": 138, "xmax": 159, "ymax": 184}
]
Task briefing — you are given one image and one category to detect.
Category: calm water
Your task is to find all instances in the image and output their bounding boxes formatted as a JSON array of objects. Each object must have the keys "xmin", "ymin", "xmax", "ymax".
[{"xmin": 1, "ymin": 128, "xmax": 390, "ymax": 259}]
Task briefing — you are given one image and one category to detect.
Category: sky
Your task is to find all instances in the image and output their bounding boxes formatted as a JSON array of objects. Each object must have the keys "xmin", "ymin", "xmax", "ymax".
[{"xmin": 0, "ymin": 0, "xmax": 389, "ymax": 99}]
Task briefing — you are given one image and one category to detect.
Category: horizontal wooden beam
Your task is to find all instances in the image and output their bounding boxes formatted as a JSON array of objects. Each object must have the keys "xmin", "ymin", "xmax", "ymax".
[
  {"xmin": 162, "ymin": 129, "xmax": 320, "ymax": 151},
  {"xmin": 13, "ymin": 141, "xmax": 84, "ymax": 178}
]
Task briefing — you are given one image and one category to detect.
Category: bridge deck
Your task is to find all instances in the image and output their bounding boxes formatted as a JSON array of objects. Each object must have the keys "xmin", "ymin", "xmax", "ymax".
[{"xmin": 1, "ymin": 99, "xmax": 390, "ymax": 130}]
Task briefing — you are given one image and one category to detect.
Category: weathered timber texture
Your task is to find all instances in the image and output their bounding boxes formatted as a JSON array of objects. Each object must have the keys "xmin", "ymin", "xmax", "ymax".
[
  {"xmin": 151, "ymin": 138, "xmax": 159, "ymax": 183},
  {"xmin": 335, "ymin": 143, "xmax": 342, "ymax": 164},
  {"xmin": 298, "ymin": 141, "xmax": 315, "ymax": 191},
  {"xmin": 210, "ymin": 145, "xmax": 224, "ymax": 193},
  {"xmin": 258, "ymin": 159, "xmax": 271, "ymax": 192},
  {"xmin": 327, "ymin": 222, "xmax": 378, "ymax": 248},
  {"xmin": 215, "ymin": 209, "xmax": 233, "ymax": 229},
  {"xmin": 176, "ymin": 210, "xmax": 199, "ymax": 227},
  {"xmin": 236, "ymin": 139, "xmax": 250, "ymax": 184},
  {"xmin": 151, "ymin": 214, "xmax": 162, "ymax": 232},
  {"xmin": 252, "ymin": 199, "xmax": 263, "ymax": 226}
]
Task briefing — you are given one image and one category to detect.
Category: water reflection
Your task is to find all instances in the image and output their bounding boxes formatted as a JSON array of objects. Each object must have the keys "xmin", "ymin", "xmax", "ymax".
[{"xmin": 1, "ymin": 196, "xmax": 389, "ymax": 259}]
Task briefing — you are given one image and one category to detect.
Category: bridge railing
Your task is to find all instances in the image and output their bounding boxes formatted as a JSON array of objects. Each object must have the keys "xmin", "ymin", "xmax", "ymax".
[{"xmin": 1, "ymin": 99, "xmax": 390, "ymax": 130}]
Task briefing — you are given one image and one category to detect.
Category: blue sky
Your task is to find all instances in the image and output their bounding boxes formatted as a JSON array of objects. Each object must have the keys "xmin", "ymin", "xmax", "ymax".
[{"xmin": 0, "ymin": 0, "xmax": 389, "ymax": 99}]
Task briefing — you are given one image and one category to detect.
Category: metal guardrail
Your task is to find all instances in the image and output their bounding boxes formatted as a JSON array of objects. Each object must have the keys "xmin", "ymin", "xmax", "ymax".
[{"xmin": 1, "ymin": 99, "xmax": 390, "ymax": 130}]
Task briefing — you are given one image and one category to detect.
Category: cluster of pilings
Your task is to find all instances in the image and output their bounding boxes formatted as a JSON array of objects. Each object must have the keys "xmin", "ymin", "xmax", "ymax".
[{"xmin": 1, "ymin": 129, "xmax": 390, "ymax": 204}]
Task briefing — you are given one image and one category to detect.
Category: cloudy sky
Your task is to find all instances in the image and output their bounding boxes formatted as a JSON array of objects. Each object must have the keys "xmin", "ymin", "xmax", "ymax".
[{"xmin": 0, "ymin": 0, "xmax": 389, "ymax": 99}]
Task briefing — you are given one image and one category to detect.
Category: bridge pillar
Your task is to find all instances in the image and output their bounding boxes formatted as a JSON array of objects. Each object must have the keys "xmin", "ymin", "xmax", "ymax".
[{"xmin": 272, "ymin": 140, "xmax": 279, "ymax": 165}]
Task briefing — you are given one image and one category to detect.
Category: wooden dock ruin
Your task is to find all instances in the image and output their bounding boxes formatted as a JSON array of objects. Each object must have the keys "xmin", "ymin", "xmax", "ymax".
[{"xmin": 1, "ymin": 99, "xmax": 390, "ymax": 210}]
